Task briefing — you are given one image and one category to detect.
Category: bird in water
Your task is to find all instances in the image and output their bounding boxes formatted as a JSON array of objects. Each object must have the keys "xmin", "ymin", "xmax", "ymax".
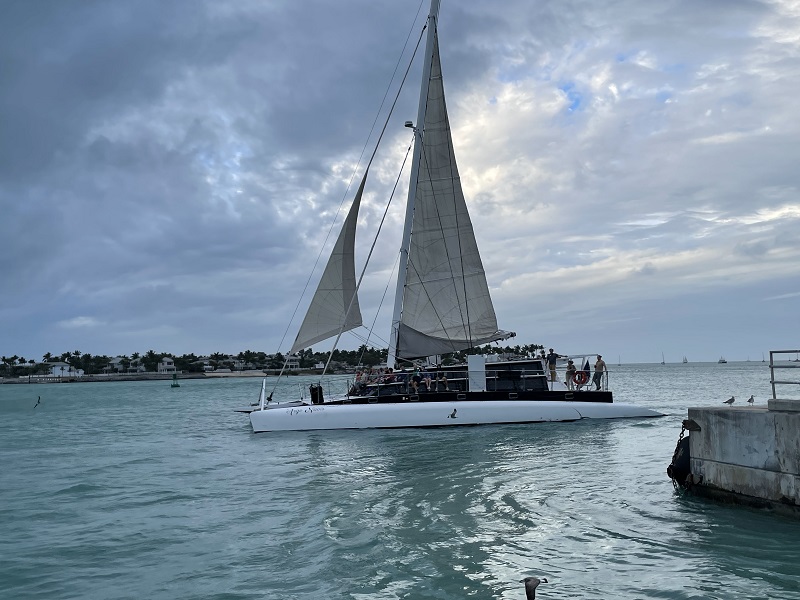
[
  {"xmin": 723, "ymin": 396, "xmax": 735, "ymax": 406},
  {"xmin": 747, "ymin": 394, "xmax": 755, "ymax": 405},
  {"xmin": 34, "ymin": 396, "xmax": 41, "ymax": 409},
  {"xmin": 520, "ymin": 577, "xmax": 548, "ymax": 599}
]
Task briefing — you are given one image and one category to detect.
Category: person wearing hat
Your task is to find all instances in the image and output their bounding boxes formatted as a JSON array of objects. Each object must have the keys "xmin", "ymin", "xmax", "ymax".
[{"xmin": 593, "ymin": 354, "xmax": 607, "ymax": 390}]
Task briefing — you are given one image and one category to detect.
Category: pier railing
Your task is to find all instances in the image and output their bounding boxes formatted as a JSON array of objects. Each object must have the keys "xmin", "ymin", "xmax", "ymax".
[{"xmin": 769, "ymin": 350, "xmax": 800, "ymax": 400}]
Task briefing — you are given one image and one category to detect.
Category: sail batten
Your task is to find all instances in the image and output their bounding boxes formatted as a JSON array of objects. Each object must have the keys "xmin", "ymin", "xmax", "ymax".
[{"xmin": 290, "ymin": 172, "xmax": 366, "ymax": 354}]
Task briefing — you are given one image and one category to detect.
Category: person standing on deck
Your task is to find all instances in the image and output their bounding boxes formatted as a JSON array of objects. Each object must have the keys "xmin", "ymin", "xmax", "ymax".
[
  {"xmin": 565, "ymin": 360, "xmax": 577, "ymax": 390},
  {"xmin": 546, "ymin": 348, "xmax": 561, "ymax": 382},
  {"xmin": 593, "ymin": 355, "xmax": 607, "ymax": 390}
]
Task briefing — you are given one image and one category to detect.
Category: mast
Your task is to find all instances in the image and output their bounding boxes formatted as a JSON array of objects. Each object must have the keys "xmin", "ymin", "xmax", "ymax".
[{"xmin": 387, "ymin": 0, "xmax": 440, "ymax": 369}]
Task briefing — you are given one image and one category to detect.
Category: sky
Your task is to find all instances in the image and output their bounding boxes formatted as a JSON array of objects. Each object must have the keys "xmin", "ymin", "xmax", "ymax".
[{"xmin": 1, "ymin": 0, "xmax": 799, "ymax": 364}]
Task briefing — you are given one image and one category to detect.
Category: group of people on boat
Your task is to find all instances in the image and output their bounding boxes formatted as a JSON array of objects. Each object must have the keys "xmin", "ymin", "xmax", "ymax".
[
  {"xmin": 350, "ymin": 365, "xmax": 450, "ymax": 396},
  {"xmin": 546, "ymin": 348, "xmax": 607, "ymax": 391},
  {"xmin": 354, "ymin": 367, "xmax": 396, "ymax": 385}
]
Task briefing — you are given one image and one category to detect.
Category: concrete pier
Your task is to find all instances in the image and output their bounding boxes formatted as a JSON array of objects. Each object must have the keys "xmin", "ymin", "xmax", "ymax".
[{"xmin": 678, "ymin": 350, "xmax": 800, "ymax": 515}]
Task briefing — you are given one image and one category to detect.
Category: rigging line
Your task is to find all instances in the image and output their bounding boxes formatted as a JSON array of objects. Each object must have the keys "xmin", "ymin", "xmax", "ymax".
[
  {"xmin": 318, "ymin": 21, "xmax": 429, "ymax": 376},
  {"xmin": 351, "ymin": 245, "xmax": 401, "ymax": 367},
  {"xmin": 268, "ymin": 9, "xmax": 428, "ymax": 401},
  {"xmin": 273, "ymin": 2, "xmax": 428, "ymax": 362},
  {"xmin": 323, "ymin": 137, "xmax": 416, "ymax": 375}
]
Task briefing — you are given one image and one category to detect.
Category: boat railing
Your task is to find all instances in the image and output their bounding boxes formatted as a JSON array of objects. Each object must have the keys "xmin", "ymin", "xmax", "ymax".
[
  {"xmin": 769, "ymin": 350, "xmax": 800, "ymax": 400},
  {"xmin": 351, "ymin": 364, "xmax": 558, "ymax": 396}
]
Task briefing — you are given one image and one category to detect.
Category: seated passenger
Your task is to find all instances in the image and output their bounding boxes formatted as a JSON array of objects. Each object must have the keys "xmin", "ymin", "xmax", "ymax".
[
  {"xmin": 422, "ymin": 370, "xmax": 433, "ymax": 391},
  {"xmin": 411, "ymin": 367, "xmax": 422, "ymax": 392},
  {"xmin": 438, "ymin": 371, "xmax": 449, "ymax": 391}
]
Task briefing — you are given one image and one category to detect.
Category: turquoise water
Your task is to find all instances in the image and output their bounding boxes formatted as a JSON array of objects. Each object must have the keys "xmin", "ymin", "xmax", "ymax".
[{"xmin": 1, "ymin": 363, "xmax": 799, "ymax": 599}]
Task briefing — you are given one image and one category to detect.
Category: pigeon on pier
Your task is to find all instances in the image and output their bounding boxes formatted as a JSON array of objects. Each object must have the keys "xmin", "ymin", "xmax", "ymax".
[
  {"xmin": 520, "ymin": 577, "xmax": 548, "ymax": 599},
  {"xmin": 723, "ymin": 396, "xmax": 735, "ymax": 406},
  {"xmin": 747, "ymin": 394, "xmax": 755, "ymax": 405}
]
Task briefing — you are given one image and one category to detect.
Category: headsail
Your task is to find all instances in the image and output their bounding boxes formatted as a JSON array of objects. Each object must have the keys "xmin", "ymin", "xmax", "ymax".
[
  {"xmin": 290, "ymin": 172, "xmax": 366, "ymax": 354},
  {"xmin": 393, "ymin": 16, "xmax": 513, "ymax": 361}
]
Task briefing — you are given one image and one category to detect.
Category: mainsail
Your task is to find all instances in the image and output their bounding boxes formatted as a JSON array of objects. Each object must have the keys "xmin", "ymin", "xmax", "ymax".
[
  {"xmin": 394, "ymin": 18, "xmax": 513, "ymax": 360},
  {"xmin": 290, "ymin": 172, "xmax": 366, "ymax": 354}
]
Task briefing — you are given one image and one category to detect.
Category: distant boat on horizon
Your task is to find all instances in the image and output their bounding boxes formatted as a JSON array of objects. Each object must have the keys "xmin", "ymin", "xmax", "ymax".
[
  {"xmin": 682, "ymin": 356, "xmax": 688, "ymax": 364},
  {"xmin": 718, "ymin": 356, "xmax": 727, "ymax": 364},
  {"xmin": 661, "ymin": 352, "xmax": 665, "ymax": 365}
]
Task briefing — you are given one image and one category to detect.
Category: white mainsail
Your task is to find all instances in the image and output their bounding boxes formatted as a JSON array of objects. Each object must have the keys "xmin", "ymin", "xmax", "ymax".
[
  {"xmin": 289, "ymin": 172, "xmax": 366, "ymax": 354},
  {"xmin": 394, "ymin": 16, "xmax": 513, "ymax": 360}
]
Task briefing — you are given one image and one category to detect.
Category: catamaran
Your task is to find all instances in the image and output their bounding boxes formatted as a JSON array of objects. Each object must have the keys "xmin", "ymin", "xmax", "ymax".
[{"xmin": 246, "ymin": 0, "xmax": 661, "ymax": 432}]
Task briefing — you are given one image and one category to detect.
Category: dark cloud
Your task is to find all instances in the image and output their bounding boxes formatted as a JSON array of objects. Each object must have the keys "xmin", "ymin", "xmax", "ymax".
[{"xmin": 1, "ymin": 0, "xmax": 799, "ymax": 361}]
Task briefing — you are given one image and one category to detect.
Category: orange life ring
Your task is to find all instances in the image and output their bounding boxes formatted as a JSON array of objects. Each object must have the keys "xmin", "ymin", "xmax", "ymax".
[{"xmin": 573, "ymin": 372, "xmax": 589, "ymax": 385}]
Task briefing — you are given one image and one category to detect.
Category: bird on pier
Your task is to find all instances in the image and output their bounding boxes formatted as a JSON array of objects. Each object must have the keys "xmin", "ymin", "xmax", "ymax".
[
  {"xmin": 723, "ymin": 396, "xmax": 735, "ymax": 406},
  {"xmin": 747, "ymin": 394, "xmax": 755, "ymax": 405},
  {"xmin": 520, "ymin": 577, "xmax": 548, "ymax": 599}
]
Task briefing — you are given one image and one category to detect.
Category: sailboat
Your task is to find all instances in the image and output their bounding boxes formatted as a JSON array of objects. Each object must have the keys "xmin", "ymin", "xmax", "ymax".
[
  {"xmin": 247, "ymin": 0, "xmax": 661, "ymax": 432},
  {"xmin": 682, "ymin": 356, "xmax": 688, "ymax": 364},
  {"xmin": 718, "ymin": 356, "xmax": 727, "ymax": 364},
  {"xmin": 661, "ymin": 352, "xmax": 665, "ymax": 365}
]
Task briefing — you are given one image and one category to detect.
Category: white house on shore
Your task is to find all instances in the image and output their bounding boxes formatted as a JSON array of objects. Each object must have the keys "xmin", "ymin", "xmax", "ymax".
[{"xmin": 46, "ymin": 362, "xmax": 84, "ymax": 378}]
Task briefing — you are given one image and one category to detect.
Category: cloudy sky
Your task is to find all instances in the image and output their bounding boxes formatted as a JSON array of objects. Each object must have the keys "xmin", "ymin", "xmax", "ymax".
[{"xmin": 2, "ymin": 0, "xmax": 799, "ymax": 364}]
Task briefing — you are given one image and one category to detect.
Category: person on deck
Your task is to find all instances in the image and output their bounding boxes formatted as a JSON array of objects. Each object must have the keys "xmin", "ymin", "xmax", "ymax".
[
  {"xmin": 593, "ymin": 355, "xmax": 607, "ymax": 390},
  {"xmin": 437, "ymin": 370, "xmax": 449, "ymax": 391},
  {"xmin": 565, "ymin": 360, "xmax": 577, "ymax": 390},
  {"xmin": 546, "ymin": 348, "xmax": 561, "ymax": 382},
  {"xmin": 422, "ymin": 370, "xmax": 433, "ymax": 391},
  {"xmin": 411, "ymin": 367, "xmax": 422, "ymax": 393}
]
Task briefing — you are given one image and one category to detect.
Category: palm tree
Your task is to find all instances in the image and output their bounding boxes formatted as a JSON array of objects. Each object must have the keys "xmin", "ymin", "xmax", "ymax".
[
  {"xmin": 143, "ymin": 350, "xmax": 160, "ymax": 372},
  {"xmin": 43, "ymin": 352, "xmax": 53, "ymax": 363}
]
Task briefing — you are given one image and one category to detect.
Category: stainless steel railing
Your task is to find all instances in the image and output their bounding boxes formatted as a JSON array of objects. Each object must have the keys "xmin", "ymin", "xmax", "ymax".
[{"xmin": 769, "ymin": 350, "xmax": 800, "ymax": 400}]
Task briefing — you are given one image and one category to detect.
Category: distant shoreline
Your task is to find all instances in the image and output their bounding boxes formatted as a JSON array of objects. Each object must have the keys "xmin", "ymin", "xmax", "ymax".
[{"xmin": 0, "ymin": 370, "xmax": 321, "ymax": 385}]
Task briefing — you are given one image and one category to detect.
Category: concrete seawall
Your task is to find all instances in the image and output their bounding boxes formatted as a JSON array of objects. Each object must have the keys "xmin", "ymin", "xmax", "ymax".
[{"xmin": 685, "ymin": 401, "xmax": 800, "ymax": 514}]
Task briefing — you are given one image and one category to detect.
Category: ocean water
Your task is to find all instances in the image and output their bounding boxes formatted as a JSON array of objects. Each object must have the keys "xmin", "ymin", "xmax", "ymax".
[{"xmin": 1, "ymin": 362, "xmax": 799, "ymax": 600}]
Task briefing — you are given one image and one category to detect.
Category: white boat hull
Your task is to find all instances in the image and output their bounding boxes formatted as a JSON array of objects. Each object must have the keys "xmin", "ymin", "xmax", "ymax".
[{"xmin": 249, "ymin": 400, "xmax": 662, "ymax": 432}]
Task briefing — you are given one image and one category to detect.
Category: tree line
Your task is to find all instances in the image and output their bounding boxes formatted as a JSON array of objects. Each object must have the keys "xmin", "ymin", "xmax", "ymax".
[{"xmin": 1, "ymin": 343, "xmax": 544, "ymax": 376}]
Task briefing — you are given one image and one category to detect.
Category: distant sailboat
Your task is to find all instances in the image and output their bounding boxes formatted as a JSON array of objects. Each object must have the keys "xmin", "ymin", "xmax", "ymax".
[
  {"xmin": 718, "ymin": 356, "xmax": 727, "ymax": 364},
  {"xmin": 682, "ymin": 356, "xmax": 688, "ymax": 364},
  {"xmin": 617, "ymin": 355, "xmax": 621, "ymax": 367},
  {"xmin": 661, "ymin": 352, "xmax": 665, "ymax": 365}
]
